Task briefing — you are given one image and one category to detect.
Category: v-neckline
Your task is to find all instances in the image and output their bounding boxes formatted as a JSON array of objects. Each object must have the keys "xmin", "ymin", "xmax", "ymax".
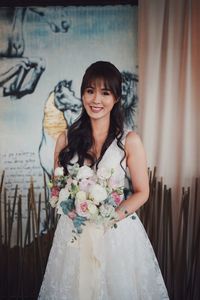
[{"xmin": 95, "ymin": 138, "xmax": 116, "ymax": 164}]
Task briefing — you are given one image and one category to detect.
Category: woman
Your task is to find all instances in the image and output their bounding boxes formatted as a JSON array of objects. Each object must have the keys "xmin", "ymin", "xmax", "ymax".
[{"xmin": 39, "ymin": 61, "xmax": 169, "ymax": 299}]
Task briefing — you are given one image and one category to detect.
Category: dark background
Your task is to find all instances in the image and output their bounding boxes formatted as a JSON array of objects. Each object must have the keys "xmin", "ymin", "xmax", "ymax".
[{"xmin": 0, "ymin": 0, "xmax": 138, "ymax": 7}]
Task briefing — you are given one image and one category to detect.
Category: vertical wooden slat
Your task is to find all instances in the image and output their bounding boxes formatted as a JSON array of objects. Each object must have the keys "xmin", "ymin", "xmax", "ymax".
[
  {"xmin": 16, "ymin": 195, "xmax": 23, "ymax": 300},
  {"xmin": 156, "ymin": 179, "xmax": 163, "ymax": 255},
  {"xmin": 43, "ymin": 172, "xmax": 49, "ymax": 231},
  {"xmin": 8, "ymin": 185, "xmax": 18, "ymax": 246},
  {"xmin": 37, "ymin": 193, "xmax": 41, "ymax": 233},
  {"xmin": 4, "ymin": 188, "xmax": 7, "ymax": 246},
  {"xmin": 0, "ymin": 171, "xmax": 4, "ymax": 248},
  {"xmin": 167, "ymin": 188, "xmax": 174, "ymax": 299},
  {"xmin": 0, "ymin": 171, "xmax": 5, "ymax": 194},
  {"xmin": 30, "ymin": 180, "xmax": 44, "ymax": 279},
  {"xmin": 7, "ymin": 200, "xmax": 11, "ymax": 300},
  {"xmin": 31, "ymin": 207, "xmax": 37, "ymax": 298}
]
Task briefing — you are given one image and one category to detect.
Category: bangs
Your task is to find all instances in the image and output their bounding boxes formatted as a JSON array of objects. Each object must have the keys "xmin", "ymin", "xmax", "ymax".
[
  {"xmin": 80, "ymin": 61, "xmax": 122, "ymax": 100},
  {"xmin": 84, "ymin": 77, "xmax": 112, "ymax": 91}
]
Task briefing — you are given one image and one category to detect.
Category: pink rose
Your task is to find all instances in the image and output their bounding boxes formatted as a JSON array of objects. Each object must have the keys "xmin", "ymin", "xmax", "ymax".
[
  {"xmin": 80, "ymin": 201, "xmax": 88, "ymax": 212},
  {"xmin": 76, "ymin": 200, "xmax": 89, "ymax": 218},
  {"xmin": 51, "ymin": 187, "xmax": 60, "ymax": 197},
  {"xmin": 112, "ymin": 192, "xmax": 122, "ymax": 206}
]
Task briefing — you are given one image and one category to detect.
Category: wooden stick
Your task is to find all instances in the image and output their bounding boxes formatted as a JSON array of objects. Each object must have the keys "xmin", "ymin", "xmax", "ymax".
[
  {"xmin": 37, "ymin": 193, "xmax": 41, "ymax": 234},
  {"xmin": 17, "ymin": 197, "xmax": 25, "ymax": 300},
  {"xmin": 30, "ymin": 179, "xmax": 44, "ymax": 277},
  {"xmin": 157, "ymin": 179, "xmax": 163, "ymax": 256},
  {"xmin": 31, "ymin": 207, "xmax": 37, "ymax": 297},
  {"xmin": 43, "ymin": 172, "xmax": 49, "ymax": 231},
  {"xmin": 16, "ymin": 195, "xmax": 23, "ymax": 300},
  {"xmin": 4, "ymin": 188, "xmax": 7, "ymax": 246},
  {"xmin": 0, "ymin": 170, "xmax": 5, "ymax": 194},
  {"xmin": 0, "ymin": 171, "xmax": 5, "ymax": 247},
  {"xmin": 168, "ymin": 188, "xmax": 174, "ymax": 299},
  {"xmin": 8, "ymin": 185, "xmax": 18, "ymax": 246},
  {"xmin": 7, "ymin": 200, "xmax": 11, "ymax": 299},
  {"xmin": 0, "ymin": 182, "xmax": 2, "ymax": 249}
]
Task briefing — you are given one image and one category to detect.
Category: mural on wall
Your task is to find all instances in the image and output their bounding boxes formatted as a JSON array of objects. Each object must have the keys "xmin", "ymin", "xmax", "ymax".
[
  {"xmin": 0, "ymin": 5, "xmax": 138, "ymax": 239},
  {"xmin": 0, "ymin": 7, "xmax": 70, "ymax": 99}
]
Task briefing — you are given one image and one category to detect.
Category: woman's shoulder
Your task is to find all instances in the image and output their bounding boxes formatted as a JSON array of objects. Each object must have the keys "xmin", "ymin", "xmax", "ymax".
[
  {"xmin": 124, "ymin": 130, "xmax": 143, "ymax": 151},
  {"xmin": 55, "ymin": 130, "xmax": 68, "ymax": 151}
]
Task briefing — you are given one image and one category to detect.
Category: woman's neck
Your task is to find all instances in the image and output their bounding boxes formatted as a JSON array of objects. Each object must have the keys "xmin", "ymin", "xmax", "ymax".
[
  {"xmin": 90, "ymin": 118, "xmax": 110, "ymax": 140},
  {"xmin": 90, "ymin": 118, "xmax": 110, "ymax": 158}
]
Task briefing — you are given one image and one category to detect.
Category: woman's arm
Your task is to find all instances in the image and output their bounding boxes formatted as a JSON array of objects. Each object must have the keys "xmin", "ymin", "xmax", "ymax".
[
  {"xmin": 115, "ymin": 131, "xmax": 150, "ymax": 221},
  {"xmin": 54, "ymin": 131, "xmax": 68, "ymax": 170}
]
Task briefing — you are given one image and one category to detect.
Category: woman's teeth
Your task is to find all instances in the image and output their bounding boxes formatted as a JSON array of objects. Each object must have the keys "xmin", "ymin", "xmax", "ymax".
[{"xmin": 90, "ymin": 106, "xmax": 103, "ymax": 113}]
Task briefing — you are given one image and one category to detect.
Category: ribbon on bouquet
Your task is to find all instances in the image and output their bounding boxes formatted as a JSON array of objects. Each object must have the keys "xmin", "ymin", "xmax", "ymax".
[{"xmin": 78, "ymin": 222, "xmax": 105, "ymax": 300}]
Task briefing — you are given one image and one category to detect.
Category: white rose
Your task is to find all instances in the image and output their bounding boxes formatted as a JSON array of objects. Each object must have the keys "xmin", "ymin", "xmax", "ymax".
[
  {"xmin": 89, "ymin": 184, "xmax": 108, "ymax": 205},
  {"xmin": 54, "ymin": 167, "xmax": 64, "ymax": 176},
  {"xmin": 88, "ymin": 202, "xmax": 98, "ymax": 215},
  {"xmin": 57, "ymin": 187, "xmax": 70, "ymax": 215},
  {"xmin": 49, "ymin": 196, "xmax": 58, "ymax": 208},
  {"xmin": 77, "ymin": 165, "xmax": 94, "ymax": 180},
  {"xmin": 75, "ymin": 190, "xmax": 87, "ymax": 202},
  {"xmin": 97, "ymin": 167, "xmax": 112, "ymax": 180},
  {"xmin": 59, "ymin": 187, "xmax": 70, "ymax": 202}
]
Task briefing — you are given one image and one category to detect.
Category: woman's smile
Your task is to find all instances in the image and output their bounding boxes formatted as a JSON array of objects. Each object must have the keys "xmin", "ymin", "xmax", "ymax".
[{"xmin": 90, "ymin": 106, "xmax": 104, "ymax": 113}]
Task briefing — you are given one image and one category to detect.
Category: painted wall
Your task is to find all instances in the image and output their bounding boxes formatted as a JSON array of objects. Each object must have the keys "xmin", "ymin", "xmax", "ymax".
[{"xmin": 0, "ymin": 5, "xmax": 138, "ymax": 238}]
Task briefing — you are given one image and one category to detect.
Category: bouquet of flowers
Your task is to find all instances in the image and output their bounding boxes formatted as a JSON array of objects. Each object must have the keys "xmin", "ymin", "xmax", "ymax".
[{"xmin": 48, "ymin": 163, "xmax": 124, "ymax": 234}]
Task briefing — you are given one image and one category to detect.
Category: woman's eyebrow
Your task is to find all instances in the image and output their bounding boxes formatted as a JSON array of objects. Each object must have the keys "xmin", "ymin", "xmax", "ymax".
[
  {"xmin": 101, "ymin": 87, "xmax": 111, "ymax": 91},
  {"xmin": 85, "ymin": 85, "xmax": 111, "ymax": 91}
]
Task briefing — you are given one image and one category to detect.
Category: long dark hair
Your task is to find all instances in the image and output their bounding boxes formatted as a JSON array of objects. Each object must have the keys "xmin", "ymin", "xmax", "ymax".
[{"xmin": 59, "ymin": 61, "xmax": 125, "ymax": 174}]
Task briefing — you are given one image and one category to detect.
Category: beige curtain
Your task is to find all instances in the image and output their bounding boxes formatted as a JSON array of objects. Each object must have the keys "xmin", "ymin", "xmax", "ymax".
[{"xmin": 138, "ymin": 0, "xmax": 200, "ymax": 210}]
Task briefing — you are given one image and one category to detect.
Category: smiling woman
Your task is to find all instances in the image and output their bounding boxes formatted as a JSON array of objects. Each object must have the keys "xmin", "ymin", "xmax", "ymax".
[
  {"xmin": 56, "ymin": 61, "xmax": 124, "ymax": 169},
  {"xmin": 38, "ymin": 61, "xmax": 169, "ymax": 300}
]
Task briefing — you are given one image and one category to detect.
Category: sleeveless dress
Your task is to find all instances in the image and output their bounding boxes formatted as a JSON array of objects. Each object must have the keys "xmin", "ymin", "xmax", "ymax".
[{"xmin": 38, "ymin": 133, "xmax": 169, "ymax": 300}]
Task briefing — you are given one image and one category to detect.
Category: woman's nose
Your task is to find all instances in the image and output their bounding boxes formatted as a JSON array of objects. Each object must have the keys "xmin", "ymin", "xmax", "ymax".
[{"xmin": 93, "ymin": 92, "xmax": 101, "ymax": 103}]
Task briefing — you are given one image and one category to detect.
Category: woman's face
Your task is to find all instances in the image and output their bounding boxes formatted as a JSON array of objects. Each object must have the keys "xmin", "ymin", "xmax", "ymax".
[{"xmin": 82, "ymin": 80, "xmax": 116, "ymax": 121}]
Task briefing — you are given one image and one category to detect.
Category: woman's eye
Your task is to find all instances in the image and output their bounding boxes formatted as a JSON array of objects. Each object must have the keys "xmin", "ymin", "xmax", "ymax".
[
  {"xmin": 102, "ymin": 91, "xmax": 110, "ymax": 96},
  {"xmin": 86, "ymin": 88, "xmax": 93, "ymax": 94}
]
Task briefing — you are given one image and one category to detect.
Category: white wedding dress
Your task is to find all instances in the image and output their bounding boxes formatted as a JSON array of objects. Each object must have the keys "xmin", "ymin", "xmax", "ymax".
[{"xmin": 38, "ymin": 133, "xmax": 169, "ymax": 300}]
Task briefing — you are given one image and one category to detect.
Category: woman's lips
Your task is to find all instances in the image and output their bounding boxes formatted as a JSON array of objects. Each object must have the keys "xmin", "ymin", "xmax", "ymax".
[{"xmin": 90, "ymin": 106, "xmax": 103, "ymax": 113}]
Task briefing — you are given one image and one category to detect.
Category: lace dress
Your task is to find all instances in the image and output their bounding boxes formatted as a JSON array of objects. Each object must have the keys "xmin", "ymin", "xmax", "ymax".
[{"xmin": 38, "ymin": 134, "xmax": 169, "ymax": 300}]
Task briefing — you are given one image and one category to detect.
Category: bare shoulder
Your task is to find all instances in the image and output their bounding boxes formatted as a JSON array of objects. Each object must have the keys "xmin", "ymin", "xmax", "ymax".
[
  {"xmin": 56, "ymin": 130, "xmax": 68, "ymax": 148},
  {"xmin": 125, "ymin": 131, "xmax": 147, "ymax": 171},
  {"xmin": 125, "ymin": 131, "xmax": 143, "ymax": 149},
  {"xmin": 54, "ymin": 130, "xmax": 68, "ymax": 155}
]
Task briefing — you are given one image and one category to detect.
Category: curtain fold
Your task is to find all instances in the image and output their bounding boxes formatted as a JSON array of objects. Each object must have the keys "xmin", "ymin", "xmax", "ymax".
[{"xmin": 138, "ymin": 0, "xmax": 200, "ymax": 210}]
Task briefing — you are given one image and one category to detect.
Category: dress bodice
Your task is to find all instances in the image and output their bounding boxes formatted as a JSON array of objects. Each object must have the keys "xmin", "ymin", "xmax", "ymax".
[
  {"xmin": 69, "ymin": 131, "xmax": 129, "ymax": 184},
  {"xmin": 97, "ymin": 137, "xmax": 126, "ymax": 179}
]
